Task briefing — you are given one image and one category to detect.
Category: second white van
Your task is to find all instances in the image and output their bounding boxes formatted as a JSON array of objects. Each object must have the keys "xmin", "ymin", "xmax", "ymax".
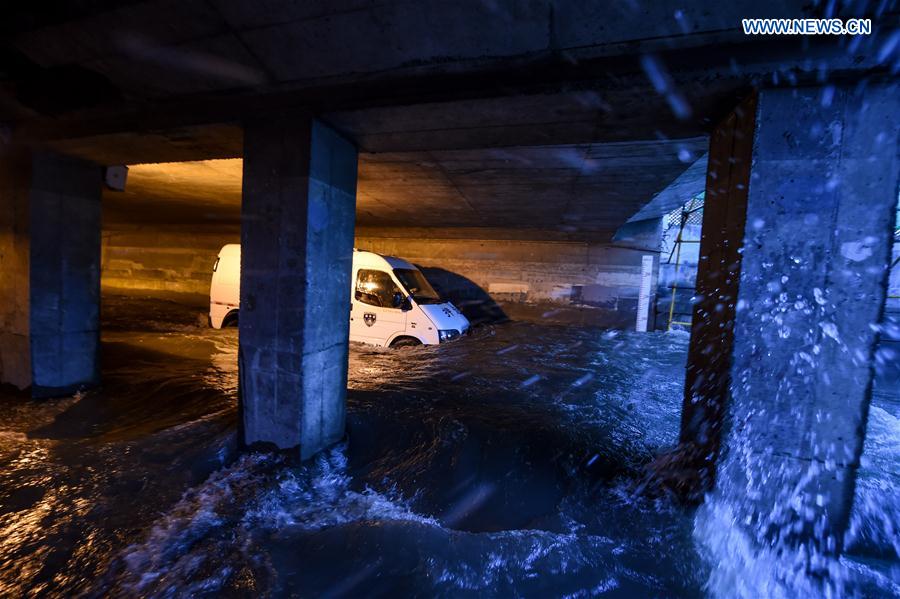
[{"xmin": 209, "ymin": 245, "xmax": 470, "ymax": 347}]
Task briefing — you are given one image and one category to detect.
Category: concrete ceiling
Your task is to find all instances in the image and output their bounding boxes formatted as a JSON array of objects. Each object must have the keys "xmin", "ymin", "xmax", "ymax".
[
  {"xmin": 105, "ymin": 158, "xmax": 243, "ymax": 225},
  {"xmin": 104, "ymin": 136, "xmax": 708, "ymax": 239},
  {"xmin": 3, "ymin": 2, "xmax": 894, "ymax": 165},
  {"xmin": 4, "ymin": 2, "xmax": 893, "ymax": 243},
  {"xmin": 45, "ymin": 86, "xmax": 730, "ymax": 165},
  {"xmin": 0, "ymin": 1, "xmax": 817, "ymax": 115}
]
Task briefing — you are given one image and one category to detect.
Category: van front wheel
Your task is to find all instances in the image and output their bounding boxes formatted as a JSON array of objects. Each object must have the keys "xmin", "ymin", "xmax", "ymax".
[{"xmin": 390, "ymin": 336, "xmax": 422, "ymax": 348}]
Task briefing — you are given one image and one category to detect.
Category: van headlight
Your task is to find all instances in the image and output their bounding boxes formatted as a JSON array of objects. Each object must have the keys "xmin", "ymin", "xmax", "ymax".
[{"xmin": 438, "ymin": 329, "xmax": 460, "ymax": 343}]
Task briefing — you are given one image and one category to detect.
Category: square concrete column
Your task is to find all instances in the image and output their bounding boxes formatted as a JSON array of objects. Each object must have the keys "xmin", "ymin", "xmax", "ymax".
[
  {"xmin": 679, "ymin": 93, "xmax": 757, "ymax": 475},
  {"xmin": 685, "ymin": 84, "xmax": 899, "ymax": 554},
  {"xmin": 239, "ymin": 115, "xmax": 357, "ymax": 459},
  {"xmin": 0, "ymin": 150, "xmax": 102, "ymax": 397}
]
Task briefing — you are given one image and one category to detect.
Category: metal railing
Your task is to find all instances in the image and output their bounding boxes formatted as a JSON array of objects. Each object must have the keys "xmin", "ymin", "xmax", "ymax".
[
  {"xmin": 662, "ymin": 201, "xmax": 899, "ymax": 323},
  {"xmin": 665, "ymin": 197, "xmax": 704, "ymax": 331}
]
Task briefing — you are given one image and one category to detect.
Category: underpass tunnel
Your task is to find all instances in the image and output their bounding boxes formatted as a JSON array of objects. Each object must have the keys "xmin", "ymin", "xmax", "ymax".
[
  {"xmin": 101, "ymin": 141, "xmax": 711, "ymax": 333},
  {"xmin": 97, "ymin": 130, "xmax": 711, "ymax": 457},
  {"xmin": 4, "ymin": 94, "xmax": 896, "ymax": 571},
  {"xmin": 0, "ymin": 2, "xmax": 898, "ymax": 593}
]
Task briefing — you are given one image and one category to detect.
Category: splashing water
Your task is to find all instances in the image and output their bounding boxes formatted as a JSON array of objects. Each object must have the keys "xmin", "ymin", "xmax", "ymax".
[{"xmin": 0, "ymin": 296, "xmax": 895, "ymax": 596}]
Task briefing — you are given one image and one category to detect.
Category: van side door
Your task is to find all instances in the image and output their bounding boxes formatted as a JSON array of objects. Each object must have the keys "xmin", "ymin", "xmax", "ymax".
[{"xmin": 349, "ymin": 268, "xmax": 408, "ymax": 346}]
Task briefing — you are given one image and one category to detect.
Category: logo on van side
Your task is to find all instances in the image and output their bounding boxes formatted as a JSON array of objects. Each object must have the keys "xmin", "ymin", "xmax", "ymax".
[{"xmin": 364, "ymin": 313, "xmax": 377, "ymax": 327}]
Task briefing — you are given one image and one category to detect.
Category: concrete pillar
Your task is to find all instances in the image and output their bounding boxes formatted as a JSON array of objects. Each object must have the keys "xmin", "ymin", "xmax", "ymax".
[
  {"xmin": 679, "ymin": 93, "xmax": 757, "ymax": 479},
  {"xmin": 0, "ymin": 150, "xmax": 102, "ymax": 397},
  {"xmin": 239, "ymin": 115, "xmax": 357, "ymax": 459},
  {"xmin": 0, "ymin": 151, "xmax": 31, "ymax": 391},
  {"xmin": 685, "ymin": 83, "xmax": 899, "ymax": 554}
]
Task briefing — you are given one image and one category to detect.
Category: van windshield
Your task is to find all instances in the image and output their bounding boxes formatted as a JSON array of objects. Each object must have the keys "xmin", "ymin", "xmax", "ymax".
[{"xmin": 393, "ymin": 269, "xmax": 443, "ymax": 305}]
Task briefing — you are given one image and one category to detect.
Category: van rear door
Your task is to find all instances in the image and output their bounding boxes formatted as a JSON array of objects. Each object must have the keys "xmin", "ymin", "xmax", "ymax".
[{"xmin": 209, "ymin": 245, "xmax": 240, "ymax": 327}]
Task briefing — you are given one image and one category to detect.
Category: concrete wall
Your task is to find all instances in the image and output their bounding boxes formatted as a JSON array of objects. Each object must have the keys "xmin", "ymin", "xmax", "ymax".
[
  {"xmin": 101, "ymin": 226, "xmax": 239, "ymax": 305},
  {"xmin": 356, "ymin": 227, "xmax": 661, "ymax": 327},
  {"xmin": 100, "ymin": 224, "xmax": 663, "ymax": 329}
]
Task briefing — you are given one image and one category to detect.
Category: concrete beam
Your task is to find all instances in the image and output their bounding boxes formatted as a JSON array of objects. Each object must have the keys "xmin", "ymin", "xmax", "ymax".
[
  {"xmin": 238, "ymin": 114, "xmax": 357, "ymax": 459},
  {"xmin": 103, "ymin": 139, "xmax": 706, "ymax": 239},
  {"xmin": 684, "ymin": 83, "xmax": 899, "ymax": 554},
  {"xmin": 0, "ymin": 149, "xmax": 102, "ymax": 396}
]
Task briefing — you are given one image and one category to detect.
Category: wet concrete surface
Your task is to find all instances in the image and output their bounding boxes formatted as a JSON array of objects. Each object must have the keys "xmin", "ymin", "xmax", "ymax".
[{"xmin": 0, "ymin": 295, "xmax": 895, "ymax": 597}]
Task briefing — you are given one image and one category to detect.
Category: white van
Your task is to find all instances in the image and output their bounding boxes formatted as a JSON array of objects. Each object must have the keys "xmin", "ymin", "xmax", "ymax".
[{"xmin": 209, "ymin": 245, "xmax": 470, "ymax": 346}]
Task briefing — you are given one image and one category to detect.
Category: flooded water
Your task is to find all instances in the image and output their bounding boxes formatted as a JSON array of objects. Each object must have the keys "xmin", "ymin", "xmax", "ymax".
[{"xmin": 0, "ymin": 296, "xmax": 896, "ymax": 597}]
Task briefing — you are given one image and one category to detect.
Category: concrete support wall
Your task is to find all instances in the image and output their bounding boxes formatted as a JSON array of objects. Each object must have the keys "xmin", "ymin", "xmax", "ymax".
[
  {"xmin": 99, "ymin": 224, "xmax": 662, "ymax": 328},
  {"xmin": 0, "ymin": 150, "xmax": 102, "ymax": 396},
  {"xmin": 355, "ymin": 227, "xmax": 660, "ymax": 328},
  {"xmin": 687, "ymin": 84, "xmax": 899, "ymax": 554},
  {"xmin": 239, "ymin": 116, "xmax": 357, "ymax": 458},
  {"xmin": 101, "ymin": 226, "xmax": 239, "ymax": 304}
]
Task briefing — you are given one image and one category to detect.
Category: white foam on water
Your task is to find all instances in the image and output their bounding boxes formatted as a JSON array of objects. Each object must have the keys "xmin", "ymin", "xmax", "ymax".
[
  {"xmin": 240, "ymin": 445, "xmax": 439, "ymax": 532},
  {"xmin": 694, "ymin": 497, "xmax": 850, "ymax": 599},
  {"xmin": 695, "ymin": 403, "xmax": 900, "ymax": 599},
  {"xmin": 846, "ymin": 405, "xmax": 900, "ymax": 559},
  {"xmin": 115, "ymin": 445, "xmax": 442, "ymax": 596},
  {"xmin": 114, "ymin": 439, "xmax": 703, "ymax": 596}
]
